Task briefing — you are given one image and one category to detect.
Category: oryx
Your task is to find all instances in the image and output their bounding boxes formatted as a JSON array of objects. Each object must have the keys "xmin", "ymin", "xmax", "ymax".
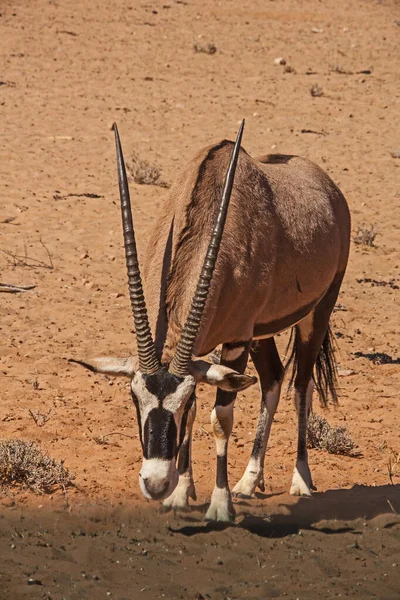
[{"xmin": 71, "ymin": 120, "xmax": 350, "ymax": 522}]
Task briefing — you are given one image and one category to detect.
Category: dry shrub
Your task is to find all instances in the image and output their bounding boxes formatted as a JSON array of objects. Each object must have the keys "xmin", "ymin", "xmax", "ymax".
[
  {"xmin": 310, "ymin": 84, "xmax": 323, "ymax": 97},
  {"xmin": 307, "ymin": 413, "xmax": 359, "ymax": 456},
  {"xmin": 193, "ymin": 42, "xmax": 217, "ymax": 54},
  {"xmin": 127, "ymin": 152, "xmax": 168, "ymax": 187},
  {"xmin": 0, "ymin": 439, "xmax": 74, "ymax": 494},
  {"xmin": 353, "ymin": 225, "xmax": 378, "ymax": 247}
]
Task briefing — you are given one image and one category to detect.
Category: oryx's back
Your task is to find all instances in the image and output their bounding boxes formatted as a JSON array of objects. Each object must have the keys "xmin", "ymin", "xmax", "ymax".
[{"xmin": 144, "ymin": 140, "xmax": 350, "ymax": 358}]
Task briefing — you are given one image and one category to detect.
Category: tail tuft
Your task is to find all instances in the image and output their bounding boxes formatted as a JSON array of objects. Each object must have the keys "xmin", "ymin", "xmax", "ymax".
[{"xmin": 285, "ymin": 326, "xmax": 338, "ymax": 406}]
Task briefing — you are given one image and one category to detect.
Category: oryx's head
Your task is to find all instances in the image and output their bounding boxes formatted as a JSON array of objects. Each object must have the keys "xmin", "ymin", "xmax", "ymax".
[{"xmin": 72, "ymin": 121, "xmax": 256, "ymax": 501}]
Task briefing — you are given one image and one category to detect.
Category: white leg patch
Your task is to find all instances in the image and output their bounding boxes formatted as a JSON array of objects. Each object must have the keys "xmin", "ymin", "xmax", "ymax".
[
  {"xmin": 211, "ymin": 404, "xmax": 233, "ymax": 456},
  {"xmin": 205, "ymin": 487, "xmax": 235, "ymax": 523},
  {"xmin": 162, "ymin": 472, "xmax": 196, "ymax": 511},
  {"xmin": 233, "ymin": 456, "xmax": 262, "ymax": 498},
  {"xmin": 290, "ymin": 460, "xmax": 313, "ymax": 497}
]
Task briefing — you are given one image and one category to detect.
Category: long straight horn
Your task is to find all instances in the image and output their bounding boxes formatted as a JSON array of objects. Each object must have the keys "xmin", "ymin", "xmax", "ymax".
[
  {"xmin": 113, "ymin": 124, "xmax": 159, "ymax": 374},
  {"xmin": 169, "ymin": 120, "xmax": 245, "ymax": 378}
]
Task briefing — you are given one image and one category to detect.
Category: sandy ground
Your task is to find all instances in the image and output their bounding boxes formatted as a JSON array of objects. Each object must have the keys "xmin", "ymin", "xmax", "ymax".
[{"xmin": 0, "ymin": 0, "xmax": 399, "ymax": 598}]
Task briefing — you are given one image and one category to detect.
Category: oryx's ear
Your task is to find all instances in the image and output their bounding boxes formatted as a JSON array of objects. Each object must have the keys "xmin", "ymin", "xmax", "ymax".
[
  {"xmin": 189, "ymin": 361, "xmax": 257, "ymax": 392},
  {"xmin": 69, "ymin": 357, "xmax": 137, "ymax": 378}
]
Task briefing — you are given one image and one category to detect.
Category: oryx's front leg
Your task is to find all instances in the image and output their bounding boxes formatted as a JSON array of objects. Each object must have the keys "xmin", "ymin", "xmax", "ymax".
[
  {"xmin": 205, "ymin": 342, "xmax": 250, "ymax": 523},
  {"xmin": 163, "ymin": 396, "xmax": 197, "ymax": 511},
  {"xmin": 233, "ymin": 338, "xmax": 283, "ymax": 498}
]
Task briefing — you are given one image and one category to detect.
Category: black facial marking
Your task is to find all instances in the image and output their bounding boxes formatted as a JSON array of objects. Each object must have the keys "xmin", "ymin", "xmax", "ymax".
[
  {"xmin": 144, "ymin": 370, "xmax": 183, "ymax": 403},
  {"xmin": 144, "ymin": 407, "xmax": 177, "ymax": 459},
  {"xmin": 131, "ymin": 392, "xmax": 143, "ymax": 451}
]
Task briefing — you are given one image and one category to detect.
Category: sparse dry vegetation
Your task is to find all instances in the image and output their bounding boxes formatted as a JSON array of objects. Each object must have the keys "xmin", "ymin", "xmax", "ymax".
[
  {"xmin": 388, "ymin": 449, "xmax": 399, "ymax": 484},
  {"xmin": 27, "ymin": 408, "xmax": 53, "ymax": 427},
  {"xmin": 307, "ymin": 413, "xmax": 359, "ymax": 456},
  {"xmin": 310, "ymin": 84, "xmax": 323, "ymax": 97},
  {"xmin": 0, "ymin": 439, "xmax": 74, "ymax": 494},
  {"xmin": 193, "ymin": 41, "xmax": 217, "ymax": 54},
  {"xmin": 353, "ymin": 224, "xmax": 378, "ymax": 247},
  {"xmin": 127, "ymin": 152, "xmax": 168, "ymax": 187}
]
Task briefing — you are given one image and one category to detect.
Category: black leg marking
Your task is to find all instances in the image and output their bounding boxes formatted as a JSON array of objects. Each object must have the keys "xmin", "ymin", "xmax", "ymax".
[
  {"xmin": 205, "ymin": 341, "xmax": 251, "ymax": 522},
  {"xmin": 233, "ymin": 338, "xmax": 283, "ymax": 498},
  {"xmin": 290, "ymin": 276, "xmax": 343, "ymax": 496}
]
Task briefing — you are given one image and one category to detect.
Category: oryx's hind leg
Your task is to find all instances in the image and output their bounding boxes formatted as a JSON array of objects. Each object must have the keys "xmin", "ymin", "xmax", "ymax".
[
  {"xmin": 290, "ymin": 278, "xmax": 341, "ymax": 497},
  {"xmin": 233, "ymin": 338, "xmax": 284, "ymax": 498},
  {"xmin": 163, "ymin": 398, "xmax": 197, "ymax": 511},
  {"xmin": 205, "ymin": 341, "xmax": 251, "ymax": 522}
]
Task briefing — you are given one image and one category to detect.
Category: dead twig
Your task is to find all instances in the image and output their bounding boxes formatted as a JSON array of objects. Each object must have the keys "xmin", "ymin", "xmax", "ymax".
[
  {"xmin": 39, "ymin": 238, "xmax": 54, "ymax": 269},
  {"xmin": 0, "ymin": 283, "xmax": 36, "ymax": 293},
  {"xmin": 93, "ymin": 431, "xmax": 136, "ymax": 446},
  {"xmin": 1, "ymin": 246, "xmax": 53, "ymax": 270}
]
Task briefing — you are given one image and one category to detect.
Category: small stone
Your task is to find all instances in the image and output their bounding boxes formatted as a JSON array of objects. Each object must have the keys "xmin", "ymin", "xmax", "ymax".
[
  {"xmin": 284, "ymin": 65, "xmax": 296, "ymax": 73},
  {"xmin": 338, "ymin": 368, "xmax": 355, "ymax": 377},
  {"xmin": 141, "ymin": 549, "xmax": 148, "ymax": 556},
  {"xmin": 10, "ymin": 543, "xmax": 16, "ymax": 549},
  {"xmin": 27, "ymin": 578, "xmax": 42, "ymax": 586},
  {"xmin": 274, "ymin": 57, "xmax": 286, "ymax": 65},
  {"xmin": 390, "ymin": 150, "xmax": 400, "ymax": 159},
  {"xmin": 217, "ymin": 558, "xmax": 223, "ymax": 565},
  {"xmin": 80, "ymin": 252, "xmax": 89, "ymax": 260}
]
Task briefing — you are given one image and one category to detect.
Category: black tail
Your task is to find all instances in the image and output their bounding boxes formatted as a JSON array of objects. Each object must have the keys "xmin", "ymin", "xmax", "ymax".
[{"xmin": 285, "ymin": 326, "xmax": 338, "ymax": 407}]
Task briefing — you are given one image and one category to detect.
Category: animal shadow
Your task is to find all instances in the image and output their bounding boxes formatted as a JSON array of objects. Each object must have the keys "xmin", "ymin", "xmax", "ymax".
[{"xmin": 169, "ymin": 484, "xmax": 400, "ymax": 538}]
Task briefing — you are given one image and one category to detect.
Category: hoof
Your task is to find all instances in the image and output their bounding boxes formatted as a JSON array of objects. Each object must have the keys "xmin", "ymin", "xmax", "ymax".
[
  {"xmin": 290, "ymin": 461, "xmax": 314, "ymax": 497},
  {"xmin": 232, "ymin": 468, "xmax": 262, "ymax": 499},
  {"xmin": 162, "ymin": 475, "xmax": 196, "ymax": 512},
  {"xmin": 205, "ymin": 487, "xmax": 235, "ymax": 523}
]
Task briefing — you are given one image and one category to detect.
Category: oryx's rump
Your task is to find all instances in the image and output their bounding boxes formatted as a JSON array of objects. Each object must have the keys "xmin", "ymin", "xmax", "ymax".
[{"xmin": 144, "ymin": 142, "xmax": 350, "ymax": 363}]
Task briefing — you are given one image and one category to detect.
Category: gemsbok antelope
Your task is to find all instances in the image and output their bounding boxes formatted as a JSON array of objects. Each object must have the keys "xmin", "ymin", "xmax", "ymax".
[{"xmin": 71, "ymin": 120, "xmax": 350, "ymax": 522}]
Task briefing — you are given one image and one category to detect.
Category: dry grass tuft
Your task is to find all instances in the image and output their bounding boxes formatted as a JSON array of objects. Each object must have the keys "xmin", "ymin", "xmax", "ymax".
[
  {"xmin": 127, "ymin": 152, "xmax": 169, "ymax": 188},
  {"xmin": 353, "ymin": 224, "xmax": 378, "ymax": 247},
  {"xmin": 0, "ymin": 439, "xmax": 74, "ymax": 494},
  {"xmin": 307, "ymin": 413, "xmax": 359, "ymax": 456}
]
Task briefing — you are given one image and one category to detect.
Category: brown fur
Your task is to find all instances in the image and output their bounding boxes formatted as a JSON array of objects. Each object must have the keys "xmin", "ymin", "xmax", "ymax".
[{"xmin": 143, "ymin": 141, "xmax": 350, "ymax": 365}]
